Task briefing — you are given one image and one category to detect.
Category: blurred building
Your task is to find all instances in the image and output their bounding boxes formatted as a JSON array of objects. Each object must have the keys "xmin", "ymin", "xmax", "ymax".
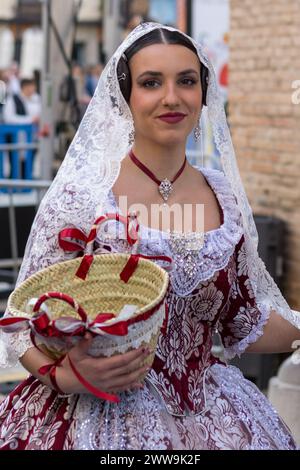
[
  {"xmin": 188, "ymin": 0, "xmax": 229, "ymax": 168},
  {"xmin": 103, "ymin": 0, "xmax": 186, "ymax": 60},
  {"xmin": 0, "ymin": 1, "xmax": 188, "ymax": 73},
  {"xmin": 0, "ymin": 0, "xmax": 103, "ymax": 78},
  {"xmin": 72, "ymin": 0, "xmax": 103, "ymax": 66},
  {"xmin": 229, "ymin": 0, "xmax": 300, "ymax": 310}
]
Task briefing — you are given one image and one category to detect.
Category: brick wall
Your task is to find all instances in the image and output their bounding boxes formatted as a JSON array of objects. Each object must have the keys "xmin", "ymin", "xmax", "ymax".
[{"xmin": 229, "ymin": 0, "xmax": 300, "ymax": 308}]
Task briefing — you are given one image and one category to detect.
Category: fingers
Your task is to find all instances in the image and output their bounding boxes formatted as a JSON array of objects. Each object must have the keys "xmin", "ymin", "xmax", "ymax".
[
  {"xmin": 71, "ymin": 337, "xmax": 152, "ymax": 374},
  {"xmin": 107, "ymin": 348, "xmax": 152, "ymax": 379},
  {"xmin": 107, "ymin": 363, "xmax": 150, "ymax": 390},
  {"xmin": 66, "ymin": 340, "xmax": 153, "ymax": 394},
  {"xmin": 69, "ymin": 332, "xmax": 94, "ymax": 360},
  {"xmin": 103, "ymin": 347, "xmax": 149, "ymax": 371}
]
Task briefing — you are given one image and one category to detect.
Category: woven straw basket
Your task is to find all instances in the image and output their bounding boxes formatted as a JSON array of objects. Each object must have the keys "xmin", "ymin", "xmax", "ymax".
[
  {"xmin": 7, "ymin": 253, "xmax": 169, "ymax": 369},
  {"xmin": 2, "ymin": 213, "xmax": 172, "ymax": 397},
  {"xmin": 0, "ymin": 213, "xmax": 172, "ymax": 401}
]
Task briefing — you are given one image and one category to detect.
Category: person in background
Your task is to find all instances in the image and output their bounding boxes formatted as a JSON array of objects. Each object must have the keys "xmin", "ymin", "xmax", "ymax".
[
  {"xmin": 5, "ymin": 61, "xmax": 21, "ymax": 96},
  {"xmin": 122, "ymin": 14, "xmax": 144, "ymax": 40},
  {"xmin": 2, "ymin": 78, "xmax": 41, "ymax": 178},
  {"xmin": 84, "ymin": 63, "xmax": 103, "ymax": 98},
  {"xmin": 0, "ymin": 69, "xmax": 9, "ymax": 123},
  {"xmin": 3, "ymin": 78, "xmax": 41, "ymax": 125}
]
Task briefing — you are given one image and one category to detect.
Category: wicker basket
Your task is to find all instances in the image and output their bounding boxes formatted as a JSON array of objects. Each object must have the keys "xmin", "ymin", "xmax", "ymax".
[{"xmin": 4, "ymin": 213, "xmax": 171, "ymax": 381}]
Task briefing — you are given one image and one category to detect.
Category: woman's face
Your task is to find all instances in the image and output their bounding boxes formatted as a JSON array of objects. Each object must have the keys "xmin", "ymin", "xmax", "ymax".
[{"xmin": 128, "ymin": 43, "xmax": 202, "ymax": 146}]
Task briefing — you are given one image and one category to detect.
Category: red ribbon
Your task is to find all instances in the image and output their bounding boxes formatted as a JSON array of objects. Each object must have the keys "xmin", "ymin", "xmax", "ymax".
[
  {"xmin": 38, "ymin": 354, "xmax": 67, "ymax": 396},
  {"xmin": 75, "ymin": 254, "xmax": 94, "ymax": 280},
  {"xmin": 90, "ymin": 313, "xmax": 128, "ymax": 336},
  {"xmin": 0, "ymin": 317, "xmax": 28, "ymax": 327},
  {"xmin": 33, "ymin": 312, "xmax": 51, "ymax": 331},
  {"xmin": 67, "ymin": 355, "xmax": 119, "ymax": 403},
  {"xmin": 58, "ymin": 212, "xmax": 140, "ymax": 280},
  {"xmin": 0, "ymin": 312, "xmax": 59, "ymax": 336},
  {"xmin": 38, "ymin": 354, "xmax": 119, "ymax": 403},
  {"xmin": 32, "ymin": 312, "xmax": 60, "ymax": 337},
  {"xmin": 58, "ymin": 213, "xmax": 138, "ymax": 254},
  {"xmin": 120, "ymin": 254, "xmax": 172, "ymax": 283},
  {"xmin": 58, "ymin": 227, "xmax": 88, "ymax": 253},
  {"xmin": 119, "ymin": 254, "xmax": 140, "ymax": 283},
  {"xmin": 0, "ymin": 308, "xmax": 130, "ymax": 339},
  {"xmin": 38, "ymin": 355, "xmax": 64, "ymax": 376},
  {"xmin": 161, "ymin": 303, "xmax": 169, "ymax": 336}
]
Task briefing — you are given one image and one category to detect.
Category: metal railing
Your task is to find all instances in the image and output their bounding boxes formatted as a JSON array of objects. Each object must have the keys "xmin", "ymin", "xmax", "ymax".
[
  {"xmin": 0, "ymin": 179, "xmax": 52, "ymax": 288},
  {"xmin": 0, "ymin": 123, "xmax": 39, "ymax": 179}
]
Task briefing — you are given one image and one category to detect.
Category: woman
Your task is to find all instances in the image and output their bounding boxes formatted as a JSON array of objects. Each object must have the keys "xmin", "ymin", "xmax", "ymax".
[{"xmin": 0, "ymin": 22, "xmax": 300, "ymax": 450}]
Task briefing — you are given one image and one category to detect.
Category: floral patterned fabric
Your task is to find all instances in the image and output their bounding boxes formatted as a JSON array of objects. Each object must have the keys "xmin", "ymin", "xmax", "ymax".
[{"xmin": 0, "ymin": 168, "xmax": 297, "ymax": 450}]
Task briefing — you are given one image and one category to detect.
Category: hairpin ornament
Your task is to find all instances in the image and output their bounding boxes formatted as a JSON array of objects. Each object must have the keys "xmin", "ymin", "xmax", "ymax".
[{"xmin": 118, "ymin": 73, "xmax": 127, "ymax": 81}]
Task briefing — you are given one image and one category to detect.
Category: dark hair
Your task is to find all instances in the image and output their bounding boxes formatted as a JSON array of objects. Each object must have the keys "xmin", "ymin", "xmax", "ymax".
[
  {"xmin": 20, "ymin": 78, "xmax": 36, "ymax": 89},
  {"xmin": 117, "ymin": 28, "xmax": 209, "ymax": 105}
]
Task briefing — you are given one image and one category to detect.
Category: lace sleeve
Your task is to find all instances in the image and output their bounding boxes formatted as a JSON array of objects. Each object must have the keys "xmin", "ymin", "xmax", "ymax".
[
  {"xmin": 219, "ymin": 236, "xmax": 272, "ymax": 360},
  {"xmin": 0, "ymin": 330, "xmax": 34, "ymax": 368}
]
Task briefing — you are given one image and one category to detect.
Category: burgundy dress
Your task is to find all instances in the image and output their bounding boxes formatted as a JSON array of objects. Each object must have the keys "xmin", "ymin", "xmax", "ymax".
[{"xmin": 0, "ymin": 168, "xmax": 297, "ymax": 450}]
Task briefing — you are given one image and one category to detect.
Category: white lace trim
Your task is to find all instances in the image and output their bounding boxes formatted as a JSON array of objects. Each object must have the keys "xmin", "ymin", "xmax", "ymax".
[
  {"xmin": 0, "ymin": 329, "xmax": 33, "ymax": 368},
  {"xmin": 34, "ymin": 303, "xmax": 165, "ymax": 358},
  {"xmin": 223, "ymin": 302, "xmax": 271, "ymax": 360},
  {"xmin": 89, "ymin": 303, "xmax": 165, "ymax": 356},
  {"xmin": 102, "ymin": 168, "xmax": 243, "ymax": 296}
]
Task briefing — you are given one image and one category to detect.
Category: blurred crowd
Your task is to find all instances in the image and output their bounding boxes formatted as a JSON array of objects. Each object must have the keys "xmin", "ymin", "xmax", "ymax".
[
  {"xmin": 68, "ymin": 62, "xmax": 103, "ymax": 123},
  {"xmin": 0, "ymin": 61, "xmax": 104, "ymax": 127},
  {"xmin": 0, "ymin": 61, "xmax": 103, "ymax": 178},
  {"xmin": 0, "ymin": 63, "xmax": 41, "ymax": 126}
]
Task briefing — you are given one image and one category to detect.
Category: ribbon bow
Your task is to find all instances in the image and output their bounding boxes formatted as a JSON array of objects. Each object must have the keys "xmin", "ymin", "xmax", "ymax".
[
  {"xmin": 58, "ymin": 212, "xmax": 139, "ymax": 279},
  {"xmin": 0, "ymin": 293, "xmax": 130, "ymax": 338}
]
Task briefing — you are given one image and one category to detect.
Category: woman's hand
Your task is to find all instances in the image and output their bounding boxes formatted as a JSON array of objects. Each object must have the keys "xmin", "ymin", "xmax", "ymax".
[{"xmin": 57, "ymin": 333, "xmax": 152, "ymax": 395}]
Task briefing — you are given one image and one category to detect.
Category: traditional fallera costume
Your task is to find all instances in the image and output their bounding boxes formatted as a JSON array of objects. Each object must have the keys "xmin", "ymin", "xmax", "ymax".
[{"xmin": 0, "ymin": 22, "xmax": 299, "ymax": 450}]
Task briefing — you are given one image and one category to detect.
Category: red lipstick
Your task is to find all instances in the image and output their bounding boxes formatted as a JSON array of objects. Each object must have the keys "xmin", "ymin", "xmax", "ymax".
[{"xmin": 157, "ymin": 112, "xmax": 187, "ymax": 124}]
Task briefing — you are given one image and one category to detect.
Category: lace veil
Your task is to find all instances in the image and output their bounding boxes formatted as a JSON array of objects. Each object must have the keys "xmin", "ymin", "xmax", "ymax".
[{"xmin": 0, "ymin": 22, "xmax": 299, "ymax": 367}]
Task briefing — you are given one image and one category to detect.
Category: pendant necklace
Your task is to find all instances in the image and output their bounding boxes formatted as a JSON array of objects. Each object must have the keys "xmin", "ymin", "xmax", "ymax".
[{"xmin": 129, "ymin": 149, "xmax": 186, "ymax": 204}]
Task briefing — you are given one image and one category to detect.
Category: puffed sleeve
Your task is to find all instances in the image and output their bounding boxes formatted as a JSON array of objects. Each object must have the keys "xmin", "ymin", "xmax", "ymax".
[{"xmin": 218, "ymin": 235, "xmax": 271, "ymax": 360}]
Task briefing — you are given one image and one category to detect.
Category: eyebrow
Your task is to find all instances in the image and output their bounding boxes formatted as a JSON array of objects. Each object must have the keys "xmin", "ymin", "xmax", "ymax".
[{"xmin": 137, "ymin": 69, "xmax": 199, "ymax": 80}]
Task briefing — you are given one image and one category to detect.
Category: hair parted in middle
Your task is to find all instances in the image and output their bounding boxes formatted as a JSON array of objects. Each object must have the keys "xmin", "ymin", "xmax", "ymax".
[{"xmin": 117, "ymin": 27, "xmax": 209, "ymax": 106}]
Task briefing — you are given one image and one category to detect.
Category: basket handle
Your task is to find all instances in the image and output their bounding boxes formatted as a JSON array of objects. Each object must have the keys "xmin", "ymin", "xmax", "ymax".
[
  {"xmin": 33, "ymin": 292, "xmax": 88, "ymax": 323},
  {"xmin": 75, "ymin": 212, "xmax": 140, "ymax": 280},
  {"xmin": 32, "ymin": 291, "xmax": 123, "ymax": 403},
  {"xmin": 120, "ymin": 253, "xmax": 173, "ymax": 283},
  {"xmin": 59, "ymin": 212, "xmax": 140, "ymax": 280},
  {"xmin": 85, "ymin": 212, "xmax": 140, "ymax": 255},
  {"xmin": 59, "ymin": 212, "xmax": 139, "ymax": 256},
  {"xmin": 31, "ymin": 291, "xmax": 130, "ymax": 337}
]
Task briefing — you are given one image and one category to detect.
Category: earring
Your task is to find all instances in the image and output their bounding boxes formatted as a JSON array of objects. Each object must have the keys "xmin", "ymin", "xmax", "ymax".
[
  {"xmin": 194, "ymin": 123, "xmax": 201, "ymax": 141},
  {"xmin": 117, "ymin": 72, "xmax": 126, "ymax": 81},
  {"xmin": 194, "ymin": 115, "xmax": 204, "ymax": 166}
]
